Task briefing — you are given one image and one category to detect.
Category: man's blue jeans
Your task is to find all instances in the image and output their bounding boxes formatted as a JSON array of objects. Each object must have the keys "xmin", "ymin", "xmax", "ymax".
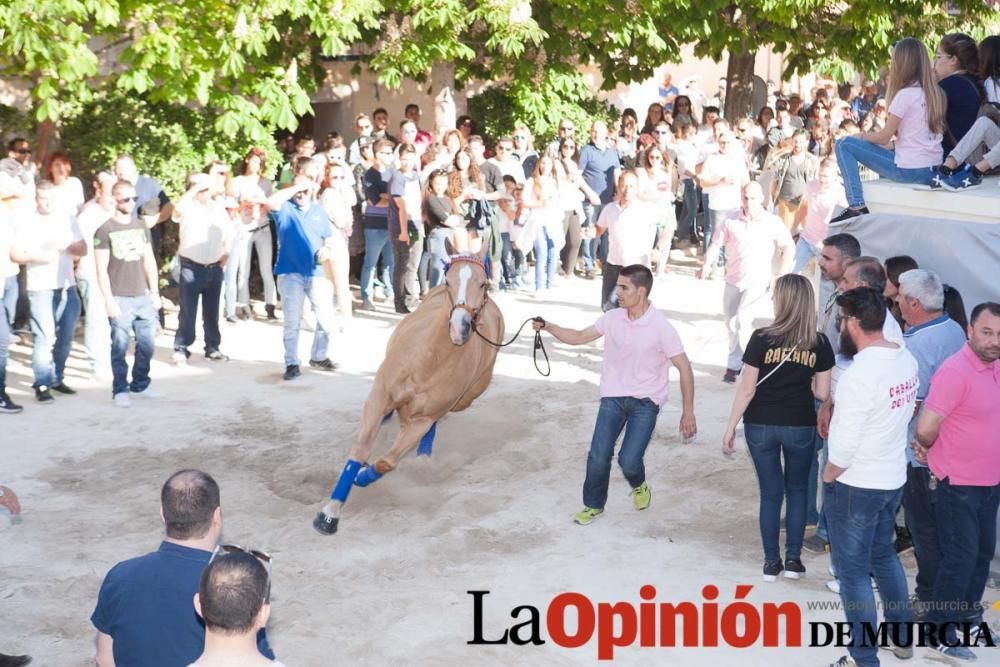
[
  {"xmin": 174, "ymin": 259, "xmax": 223, "ymax": 356},
  {"xmin": 744, "ymin": 423, "xmax": 816, "ymax": 562},
  {"xmin": 583, "ymin": 396, "xmax": 660, "ymax": 510},
  {"xmin": 0, "ymin": 278, "xmax": 10, "ymax": 392},
  {"xmin": 2, "ymin": 274, "xmax": 16, "ymax": 326},
  {"xmin": 426, "ymin": 227, "xmax": 453, "ymax": 288},
  {"xmin": 903, "ymin": 464, "xmax": 942, "ymax": 604},
  {"xmin": 826, "ymin": 482, "xmax": 911, "ymax": 667},
  {"xmin": 931, "ymin": 478, "xmax": 1000, "ymax": 642},
  {"xmin": 834, "ymin": 136, "xmax": 937, "ymax": 208},
  {"xmin": 360, "ymin": 228, "xmax": 394, "ymax": 302},
  {"xmin": 678, "ymin": 178, "xmax": 698, "ymax": 240},
  {"xmin": 110, "ymin": 295, "xmax": 157, "ymax": 397},
  {"xmin": 29, "ymin": 286, "xmax": 81, "ymax": 389},
  {"xmin": 277, "ymin": 273, "xmax": 336, "ymax": 367}
]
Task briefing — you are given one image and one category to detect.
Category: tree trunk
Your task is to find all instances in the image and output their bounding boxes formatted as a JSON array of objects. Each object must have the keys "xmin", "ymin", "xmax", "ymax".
[
  {"xmin": 430, "ymin": 62, "xmax": 465, "ymax": 137},
  {"xmin": 724, "ymin": 46, "xmax": 757, "ymax": 120}
]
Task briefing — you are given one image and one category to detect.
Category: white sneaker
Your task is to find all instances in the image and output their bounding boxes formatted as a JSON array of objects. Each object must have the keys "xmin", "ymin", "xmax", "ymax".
[
  {"xmin": 172, "ymin": 351, "xmax": 187, "ymax": 366},
  {"xmin": 131, "ymin": 386, "xmax": 162, "ymax": 399},
  {"xmin": 113, "ymin": 393, "xmax": 131, "ymax": 408}
]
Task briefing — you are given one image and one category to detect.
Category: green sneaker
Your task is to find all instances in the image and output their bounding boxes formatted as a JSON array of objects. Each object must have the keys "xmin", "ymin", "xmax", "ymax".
[
  {"xmin": 573, "ymin": 507, "xmax": 604, "ymax": 525},
  {"xmin": 631, "ymin": 482, "xmax": 651, "ymax": 510}
]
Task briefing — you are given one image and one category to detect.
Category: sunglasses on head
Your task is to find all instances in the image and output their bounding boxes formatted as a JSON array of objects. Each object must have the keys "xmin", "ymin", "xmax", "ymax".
[{"xmin": 210, "ymin": 543, "xmax": 273, "ymax": 602}]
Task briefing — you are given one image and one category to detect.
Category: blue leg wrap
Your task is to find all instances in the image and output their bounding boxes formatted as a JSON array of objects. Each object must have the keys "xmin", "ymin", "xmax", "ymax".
[
  {"xmin": 353, "ymin": 465, "xmax": 384, "ymax": 487},
  {"xmin": 417, "ymin": 422, "xmax": 437, "ymax": 457},
  {"xmin": 329, "ymin": 460, "xmax": 363, "ymax": 502},
  {"xmin": 381, "ymin": 410, "xmax": 394, "ymax": 425}
]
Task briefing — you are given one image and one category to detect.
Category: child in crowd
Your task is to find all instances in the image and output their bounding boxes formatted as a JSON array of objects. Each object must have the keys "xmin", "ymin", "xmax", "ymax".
[{"xmin": 790, "ymin": 158, "xmax": 847, "ymax": 274}]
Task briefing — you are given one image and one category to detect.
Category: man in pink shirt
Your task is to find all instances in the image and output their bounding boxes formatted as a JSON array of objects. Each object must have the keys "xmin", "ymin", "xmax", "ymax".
[
  {"xmin": 914, "ymin": 302, "xmax": 1000, "ymax": 659},
  {"xmin": 533, "ymin": 264, "xmax": 697, "ymax": 525},
  {"xmin": 698, "ymin": 181, "xmax": 794, "ymax": 382}
]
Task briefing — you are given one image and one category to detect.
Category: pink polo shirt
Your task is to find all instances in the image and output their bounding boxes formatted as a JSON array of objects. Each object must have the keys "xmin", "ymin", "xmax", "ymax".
[
  {"xmin": 711, "ymin": 211, "xmax": 793, "ymax": 290},
  {"xmin": 926, "ymin": 343, "xmax": 1000, "ymax": 486},
  {"xmin": 593, "ymin": 305, "xmax": 685, "ymax": 406}
]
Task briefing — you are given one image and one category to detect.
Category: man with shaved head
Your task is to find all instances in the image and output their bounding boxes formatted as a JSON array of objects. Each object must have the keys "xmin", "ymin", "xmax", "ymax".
[{"xmin": 92, "ymin": 470, "xmax": 274, "ymax": 667}]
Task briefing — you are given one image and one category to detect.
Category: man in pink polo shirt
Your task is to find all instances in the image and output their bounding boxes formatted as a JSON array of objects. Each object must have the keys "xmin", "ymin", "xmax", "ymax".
[
  {"xmin": 914, "ymin": 301, "xmax": 1000, "ymax": 660},
  {"xmin": 532, "ymin": 264, "xmax": 697, "ymax": 525},
  {"xmin": 698, "ymin": 181, "xmax": 794, "ymax": 383}
]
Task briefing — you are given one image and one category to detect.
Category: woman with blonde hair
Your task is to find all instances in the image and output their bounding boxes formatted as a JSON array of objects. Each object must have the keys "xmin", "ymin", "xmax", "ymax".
[
  {"xmin": 722, "ymin": 273, "xmax": 834, "ymax": 582},
  {"xmin": 636, "ymin": 145, "xmax": 678, "ymax": 277},
  {"xmin": 319, "ymin": 160, "xmax": 357, "ymax": 325},
  {"xmin": 832, "ymin": 37, "xmax": 946, "ymax": 222},
  {"xmin": 520, "ymin": 155, "xmax": 563, "ymax": 293}
]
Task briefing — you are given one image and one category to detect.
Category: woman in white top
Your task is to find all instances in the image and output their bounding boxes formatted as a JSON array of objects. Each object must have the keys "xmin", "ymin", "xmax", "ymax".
[
  {"xmin": 319, "ymin": 161, "xmax": 357, "ymax": 325},
  {"xmin": 981, "ymin": 36, "xmax": 1000, "ymax": 105},
  {"xmin": 521, "ymin": 155, "xmax": 564, "ymax": 293},
  {"xmin": 230, "ymin": 148, "xmax": 277, "ymax": 320},
  {"xmin": 555, "ymin": 137, "xmax": 589, "ymax": 278},
  {"xmin": 45, "ymin": 152, "xmax": 85, "ymax": 216},
  {"xmin": 636, "ymin": 145, "xmax": 678, "ymax": 277}
]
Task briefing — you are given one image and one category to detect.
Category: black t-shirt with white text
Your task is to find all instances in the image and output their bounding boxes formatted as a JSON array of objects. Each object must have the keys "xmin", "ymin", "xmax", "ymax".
[
  {"xmin": 93, "ymin": 217, "xmax": 151, "ymax": 297},
  {"xmin": 743, "ymin": 329, "xmax": 835, "ymax": 426}
]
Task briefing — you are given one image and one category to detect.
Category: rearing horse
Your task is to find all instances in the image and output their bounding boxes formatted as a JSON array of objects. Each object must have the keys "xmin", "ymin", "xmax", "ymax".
[{"xmin": 313, "ymin": 240, "xmax": 504, "ymax": 535}]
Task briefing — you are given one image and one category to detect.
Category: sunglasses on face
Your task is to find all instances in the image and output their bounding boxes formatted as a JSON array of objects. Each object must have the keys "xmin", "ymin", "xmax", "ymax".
[
  {"xmin": 648, "ymin": 154, "xmax": 663, "ymax": 160},
  {"xmin": 14, "ymin": 147, "xmax": 30, "ymax": 155},
  {"xmin": 514, "ymin": 135, "xmax": 527, "ymax": 140},
  {"xmin": 116, "ymin": 196, "xmax": 137, "ymax": 203},
  {"xmin": 562, "ymin": 144, "xmax": 576, "ymax": 150},
  {"xmin": 655, "ymin": 130, "xmax": 670, "ymax": 135},
  {"xmin": 210, "ymin": 543, "xmax": 273, "ymax": 602},
  {"xmin": 460, "ymin": 121, "xmax": 472, "ymax": 127},
  {"xmin": 329, "ymin": 175, "xmax": 346, "ymax": 180}
]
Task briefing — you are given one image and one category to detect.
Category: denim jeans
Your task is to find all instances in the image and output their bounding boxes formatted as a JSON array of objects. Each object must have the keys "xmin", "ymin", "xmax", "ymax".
[
  {"xmin": 583, "ymin": 396, "xmax": 661, "ymax": 509},
  {"xmin": 792, "ymin": 237, "xmax": 821, "ymax": 275},
  {"xmin": 29, "ymin": 286, "xmax": 82, "ymax": 389},
  {"xmin": 174, "ymin": 259, "xmax": 224, "ymax": 355},
  {"xmin": 931, "ymin": 478, "xmax": 1000, "ymax": 641},
  {"xmin": 391, "ymin": 237, "xmax": 422, "ymax": 311},
  {"xmin": 580, "ymin": 202, "xmax": 604, "ymax": 272},
  {"xmin": 426, "ymin": 227, "xmax": 454, "ymax": 288},
  {"xmin": 744, "ymin": 424, "xmax": 816, "ymax": 562},
  {"xmin": 0, "ymin": 278, "xmax": 10, "ymax": 392},
  {"xmin": 500, "ymin": 232, "xmax": 516, "ymax": 285},
  {"xmin": 110, "ymin": 295, "xmax": 157, "ymax": 397},
  {"xmin": 276, "ymin": 273, "xmax": 336, "ymax": 366},
  {"xmin": 679, "ymin": 178, "xmax": 698, "ymax": 240},
  {"xmin": 903, "ymin": 464, "xmax": 941, "ymax": 603},
  {"xmin": 77, "ymin": 278, "xmax": 112, "ymax": 376},
  {"xmin": 533, "ymin": 225, "xmax": 558, "ymax": 291},
  {"xmin": 360, "ymin": 228, "xmax": 394, "ymax": 302},
  {"xmin": 834, "ymin": 136, "xmax": 937, "ymax": 208},
  {"xmin": 826, "ymin": 482, "xmax": 911, "ymax": 666},
  {"xmin": 2, "ymin": 274, "xmax": 16, "ymax": 327}
]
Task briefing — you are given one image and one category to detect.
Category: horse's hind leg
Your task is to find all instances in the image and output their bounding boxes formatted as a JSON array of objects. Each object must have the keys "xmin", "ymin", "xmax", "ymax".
[
  {"xmin": 372, "ymin": 417, "xmax": 436, "ymax": 475},
  {"xmin": 314, "ymin": 383, "xmax": 393, "ymax": 535}
]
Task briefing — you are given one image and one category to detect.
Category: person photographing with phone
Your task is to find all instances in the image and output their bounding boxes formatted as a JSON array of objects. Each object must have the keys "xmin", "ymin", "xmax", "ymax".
[{"xmin": 532, "ymin": 264, "xmax": 697, "ymax": 526}]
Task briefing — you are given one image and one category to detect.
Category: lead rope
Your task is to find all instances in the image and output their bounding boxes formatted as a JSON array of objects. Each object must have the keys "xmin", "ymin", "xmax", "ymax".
[{"xmin": 473, "ymin": 317, "xmax": 551, "ymax": 377}]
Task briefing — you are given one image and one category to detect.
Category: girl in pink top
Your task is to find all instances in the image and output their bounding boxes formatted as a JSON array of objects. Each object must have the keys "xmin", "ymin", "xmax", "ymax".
[
  {"xmin": 790, "ymin": 158, "xmax": 847, "ymax": 273},
  {"xmin": 832, "ymin": 38, "xmax": 946, "ymax": 221}
]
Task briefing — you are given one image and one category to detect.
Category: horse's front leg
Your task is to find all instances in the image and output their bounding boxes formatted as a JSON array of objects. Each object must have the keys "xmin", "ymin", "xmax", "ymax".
[{"xmin": 372, "ymin": 417, "xmax": 437, "ymax": 475}]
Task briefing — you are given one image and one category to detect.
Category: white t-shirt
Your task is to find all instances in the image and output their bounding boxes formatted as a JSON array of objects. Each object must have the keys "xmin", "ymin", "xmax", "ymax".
[
  {"xmin": 829, "ymin": 343, "xmax": 918, "ymax": 490},
  {"xmin": 701, "ymin": 152, "xmax": 748, "ymax": 211},
  {"xmin": 888, "ymin": 86, "xmax": 943, "ymax": 169},
  {"xmin": 50, "ymin": 177, "xmax": 85, "ymax": 216},
  {"xmin": 16, "ymin": 210, "xmax": 83, "ymax": 291},
  {"xmin": 831, "ymin": 311, "xmax": 905, "ymax": 392},
  {"xmin": 986, "ymin": 79, "xmax": 1000, "ymax": 105},
  {"xmin": 597, "ymin": 201, "xmax": 657, "ymax": 267},
  {"xmin": 173, "ymin": 199, "xmax": 234, "ymax": 265},
  {"xmin": 75, "ymin": 200, "xmax": 114, "ymax": 281}
]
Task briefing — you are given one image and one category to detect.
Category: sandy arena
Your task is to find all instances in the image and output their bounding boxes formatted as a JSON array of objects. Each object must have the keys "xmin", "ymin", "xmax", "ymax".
[{"xmin": 1, "ymin": 263, "xmax": 995, "ymax": 666}]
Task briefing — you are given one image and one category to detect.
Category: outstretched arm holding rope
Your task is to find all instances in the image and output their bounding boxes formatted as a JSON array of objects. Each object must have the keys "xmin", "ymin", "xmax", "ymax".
[{"xmin": 531, "ymin": 319, "xmax": 602, "ymax": 346}]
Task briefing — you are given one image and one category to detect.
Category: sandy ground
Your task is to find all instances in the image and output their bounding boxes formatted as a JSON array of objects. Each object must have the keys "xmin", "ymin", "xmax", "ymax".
[{"xmin": 1, "ymin": 256, "xmax": 997, "ymax": 666}]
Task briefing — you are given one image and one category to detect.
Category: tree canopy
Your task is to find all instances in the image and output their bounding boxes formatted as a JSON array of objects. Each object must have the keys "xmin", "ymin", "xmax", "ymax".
[{"xmin": 2, "ymin": 0, "xmax": 998, "ymax": 138}]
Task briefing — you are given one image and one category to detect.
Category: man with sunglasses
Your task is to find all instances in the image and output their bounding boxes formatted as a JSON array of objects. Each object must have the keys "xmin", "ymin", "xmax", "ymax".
[
  {"xmin": 348, "ymin": 112, "xmax": 374, "ymax": 166},
  {"xmin": 190, "ymin": 549, "xmax": 285, "ymax": 667},
  {"xmin": 93, "ymin": 470, "xmax": 274, "ymax": 667},
  {"xmin": 487, "ymin": 137, "xmax": 525, "ymax": 185},
  {"xmin": 92, "ymin": 181, "xmax": 162, "ymax": 407},
  {"xmin": 545, "ymin": 120, "xmax": 576, "ymax": 158}
]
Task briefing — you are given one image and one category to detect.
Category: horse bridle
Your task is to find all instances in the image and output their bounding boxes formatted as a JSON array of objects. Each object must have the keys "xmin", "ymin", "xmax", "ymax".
[{"xmin": 445, "ymin": 255, "xmax": 489, "ymax": 328}]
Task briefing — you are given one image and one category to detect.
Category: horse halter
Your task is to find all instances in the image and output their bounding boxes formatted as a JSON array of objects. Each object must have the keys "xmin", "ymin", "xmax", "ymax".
[{"xmin": 445, "ymin": 254, "xmax": 489, "ymax": 326}]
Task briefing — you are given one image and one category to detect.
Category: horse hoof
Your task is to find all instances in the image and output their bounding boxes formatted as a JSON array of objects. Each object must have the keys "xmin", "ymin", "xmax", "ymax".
[{"xmin": 313, "ymin": 512, "xmax": 339, "ymax": 536}]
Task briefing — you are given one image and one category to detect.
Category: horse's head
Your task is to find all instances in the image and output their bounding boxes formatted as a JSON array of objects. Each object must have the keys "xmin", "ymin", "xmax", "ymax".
[{"xmin": 444, "ymin": 240, "xmax": 490, "ymax": 346}]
